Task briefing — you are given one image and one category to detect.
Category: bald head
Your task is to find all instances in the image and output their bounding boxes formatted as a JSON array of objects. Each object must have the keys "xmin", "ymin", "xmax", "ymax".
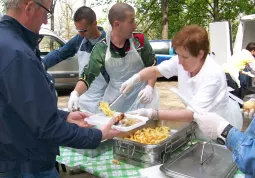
[
  {"xmin": 5, "ymin": 0, "xmax": 47, "ymax": 10},
  {"xmin": 108, "ymin": 3, "xmax": 135, "ymax": 26}
]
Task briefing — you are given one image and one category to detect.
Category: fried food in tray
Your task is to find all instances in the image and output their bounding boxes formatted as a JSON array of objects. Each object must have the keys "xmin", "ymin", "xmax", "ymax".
[
  {"xmin": 124, "ymin": 126, "xmax": 170, "ymax": 144},
  {"xmin": 118, "ymin": 117, "xmax": 141, "ymax": 127},
  {"xmin": 114, "ymin": 113, "xmax": 142, "ymax": 127},
  {"xmin": 98, "ymin": 101, "xmax": 145, "ymax": 129},
  {"xmin": 114, "ymin": 113, "xmax": 125, "ymax": 124},
  {"xmin": 98, "ymin": 102, "xmax": 137, "ymax": 126}
]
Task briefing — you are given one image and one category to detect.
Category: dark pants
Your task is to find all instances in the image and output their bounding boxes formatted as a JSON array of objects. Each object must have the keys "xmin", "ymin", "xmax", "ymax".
[
  {"xmin": 226, "ymin": 73, "xmax": 241, "ymax": 98},
  {"xmin": 226, "ymin": 70, "xmax": 252, "ymax": 99},
  {"xmin": 0, "ymin": 168, "xmax": 59, "ymax": 178}
]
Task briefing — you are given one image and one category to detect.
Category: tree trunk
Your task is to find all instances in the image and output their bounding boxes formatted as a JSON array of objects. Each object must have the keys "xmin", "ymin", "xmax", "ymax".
[
  {"xmin": 213, "ymin": 0, "xmax": 219, "ymax": 21},
  {"xmin": 49, "ymin": 0, "xmax": 58, "ymax": 31},
  {"xmin": 84, "ymin": 0, "xmax": 86, "ymax": 6},
  {"xmin": 51, "ymin": 15, "xmax": 54, "ymax": 31},
  {"xmin": 161, "ymin": 0, "xmax": 168, "ymax": 39},
  {"xmin": 50, "ymin": 15, "xmax": 54, "ymax": 51}
]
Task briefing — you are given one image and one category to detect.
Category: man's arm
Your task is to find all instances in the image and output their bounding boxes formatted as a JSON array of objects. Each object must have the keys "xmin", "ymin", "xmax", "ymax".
[
  {"xmin": 227, "ymin": 122, "xmax": 255, "ymax": 175},
  {"xmin": 42, "ymin": 35, "xmax": 82, "ymax": 70},
  {"xmin": 58, "ymin": 109, "xmax": 69, "ymax": 120},
  {"xmin": 141, "ymin": 35, "xmax": 157, "ymax": 87},
  {"xmin": 1, "ymin": 53, "xmax": 102, "ymax": 149}
]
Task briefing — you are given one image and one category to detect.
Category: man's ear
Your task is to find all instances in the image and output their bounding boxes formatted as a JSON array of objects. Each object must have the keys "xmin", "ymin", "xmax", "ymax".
[
  {"xmin": 92, "ymin": 20, "xmax": 97, "ymax": 27},
  {"xmin": 24, "ymin": 1, "xmax": 35, "ymax": 18},
  {"xmin": 113, "ymin": 21, "xmax": 120, "ymax": 28}
]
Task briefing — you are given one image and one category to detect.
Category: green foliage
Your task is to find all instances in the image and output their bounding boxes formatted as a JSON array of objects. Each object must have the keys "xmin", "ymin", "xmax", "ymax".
[
  {"xmin": 0, "ymin": 0, "xmax": 6, "ymax": 13},
  {"xmin": 90, "ymin": 0, "xmax": 255, "ymax": 41}
]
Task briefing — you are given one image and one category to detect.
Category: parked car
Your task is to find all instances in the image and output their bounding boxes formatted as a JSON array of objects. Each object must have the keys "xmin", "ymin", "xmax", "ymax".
[{"xmin": 39, "ymin": 28, "xmax": 79, "ymax": 90}]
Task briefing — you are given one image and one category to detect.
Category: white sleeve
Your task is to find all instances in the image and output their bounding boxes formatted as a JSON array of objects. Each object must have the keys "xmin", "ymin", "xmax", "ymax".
[{"xmin": 157, "ymin": 55, "xmax": 178, "ymax": 79}]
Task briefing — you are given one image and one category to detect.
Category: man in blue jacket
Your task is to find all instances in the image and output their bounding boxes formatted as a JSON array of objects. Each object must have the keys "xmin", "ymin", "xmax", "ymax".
[
  {"xmin": 43, "ymin": 6, "xmax": 107, "ymax": 113},
  {"xmin": 0, "ymin": 0, "xmax": 119, "ymax": 177},
  {"xmin": 194, "ymin": 112, "xmax": 255, "ymax": 177}
]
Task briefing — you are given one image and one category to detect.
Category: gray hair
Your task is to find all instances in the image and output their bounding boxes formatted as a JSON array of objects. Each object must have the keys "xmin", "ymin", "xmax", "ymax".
[{"xmin": 5, "ymin": 0, "xmax": 47, "ymax": 9}]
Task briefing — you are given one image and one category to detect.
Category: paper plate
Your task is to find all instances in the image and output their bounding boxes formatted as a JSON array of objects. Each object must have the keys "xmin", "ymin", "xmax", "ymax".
[{"xmin": 84, "ymin": 113, "xmax": 149, "ymax": 132}]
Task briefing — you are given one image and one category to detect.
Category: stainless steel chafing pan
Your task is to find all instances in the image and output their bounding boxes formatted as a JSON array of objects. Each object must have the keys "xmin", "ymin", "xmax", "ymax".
[{"xmin": 113, "ymin": 120, "xmax": 197, "ymax": 167}]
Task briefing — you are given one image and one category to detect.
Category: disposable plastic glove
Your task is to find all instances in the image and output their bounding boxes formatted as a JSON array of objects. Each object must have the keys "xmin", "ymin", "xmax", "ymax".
[
  {"xmin": 120, "ymin": 74, "xmax": 140, "ymax": 94},
  {"xmin": 127, "ymin": 108, "xmax": 154, "ymax": 119},
  {"xmin": 68, "ymin": 90, "xmax": 79, "ymax": 111},
  {"xmin": 138, "ymin": 85, "xmax": 153, "ymax": 104},
  {"xmin": 193, "ymin": 112, "xmax": 229, "ymax": 143}
]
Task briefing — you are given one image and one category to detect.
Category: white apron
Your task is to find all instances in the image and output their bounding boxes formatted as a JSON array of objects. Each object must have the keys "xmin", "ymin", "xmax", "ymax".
[
  {"xmin": 103, "ymin": 28, "xmax": 159, "ymax": 113},
  {"xmin": 77, "ymin": 39, "xmax": 107, "ymax": 113}
]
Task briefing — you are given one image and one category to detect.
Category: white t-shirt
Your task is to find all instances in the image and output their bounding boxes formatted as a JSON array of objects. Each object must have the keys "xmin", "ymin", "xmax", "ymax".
[{"xmin": 157, "ymin": 55, "xmax": 242, "ymax": 130}]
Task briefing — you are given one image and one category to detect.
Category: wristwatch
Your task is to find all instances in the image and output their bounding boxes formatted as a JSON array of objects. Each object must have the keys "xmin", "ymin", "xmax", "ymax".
[{"xmin": 217, "ymin": 124, "xmax": 233, "ymax": 145}]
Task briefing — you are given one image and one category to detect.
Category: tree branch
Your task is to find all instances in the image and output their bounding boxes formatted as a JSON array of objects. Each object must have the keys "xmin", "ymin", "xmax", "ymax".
[
  {"xmin": 137, "ymin": 0, "xmax": 158, "ymax": 26},
  {"xmin": 144, "ymin": 13, "xmax": 162, "ymax": 34},
  {"xmin": 198, "ymin": 2, "xmax": 214, "ymax": 17},
  {"xmin": 204, "ymin": 0, "xmax": 213, "ymax": 10},
  {"xmin": 218, "ymin": 1, "xmax": 227, "ymax": 13}
]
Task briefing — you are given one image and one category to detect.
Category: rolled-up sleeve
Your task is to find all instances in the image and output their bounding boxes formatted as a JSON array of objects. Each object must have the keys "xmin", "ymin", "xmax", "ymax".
[
  {"xmin": 157, "ymin": 55, "xmax": 178, "ymax": 79},
  {"xmin": 1, "ymin": 51, "xmax": 102, "ymax": 149},
  {"xmin": 226, "ymin": 120, "xmax": 255, "ymax": 176}
]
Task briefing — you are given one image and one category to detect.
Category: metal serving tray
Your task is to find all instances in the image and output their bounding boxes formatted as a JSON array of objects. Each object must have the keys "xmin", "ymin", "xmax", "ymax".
[
  {"xmin": 66, "ymin": 139, "xmax": 113, "ymax": 158},
  {"xmin": 160, "ymin": 142, "xmax": 238, "ymax": 178},
  {"xmin": 113, "ymin": 120, "xmax": 197, "ymax": 167}
]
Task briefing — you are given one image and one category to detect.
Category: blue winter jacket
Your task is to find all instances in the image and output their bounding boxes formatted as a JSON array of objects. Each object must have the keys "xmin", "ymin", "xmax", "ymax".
[
  {"xmin": 227, "ymin": 118, "xmax": 255, "ymax": 177},
  {"xmin": 0, "ymin": 15, "xmax": 102, "ymax": 173}
]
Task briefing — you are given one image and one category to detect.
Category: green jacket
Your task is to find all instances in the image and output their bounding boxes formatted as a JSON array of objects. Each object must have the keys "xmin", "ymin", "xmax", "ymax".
[{"xmin": 80, "ymin": 33, "xmax": 156, "ymax": 88}]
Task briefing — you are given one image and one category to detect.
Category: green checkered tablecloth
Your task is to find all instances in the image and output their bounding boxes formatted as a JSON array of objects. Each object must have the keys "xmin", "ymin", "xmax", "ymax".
[
  {"xmin": 57, "ymin": 146, "xmax": 245, "ymax": 178},
  {"xmin": 57, "ymin": 147, "xmax": 141, "ymax": 178}
]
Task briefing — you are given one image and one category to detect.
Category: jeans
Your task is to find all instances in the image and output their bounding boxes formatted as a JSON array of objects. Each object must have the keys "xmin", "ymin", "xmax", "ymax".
[{"xmin": 0, "ymin": 168, "xmax": 59, "ymax": 178}]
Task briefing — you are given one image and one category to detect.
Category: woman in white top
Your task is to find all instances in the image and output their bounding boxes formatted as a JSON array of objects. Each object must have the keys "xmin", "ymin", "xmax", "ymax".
[{"xmin": 120, "ymin": 25, "xmax": 243, "ymax": 138}]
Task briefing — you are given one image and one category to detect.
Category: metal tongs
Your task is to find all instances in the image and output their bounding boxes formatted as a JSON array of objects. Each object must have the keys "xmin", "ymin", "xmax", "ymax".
[{"xmin": 109, "ymin": 94, "xmax": 123, "ymax": 107}]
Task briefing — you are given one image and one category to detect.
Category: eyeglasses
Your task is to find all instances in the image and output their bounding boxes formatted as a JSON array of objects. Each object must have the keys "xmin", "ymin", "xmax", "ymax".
[
  {"xmin": 33, "ymin": 0, "xmax": 52, "ymax": 19},
  {"xmin": 76, "ymin": 23, "xmax": 92, "ymax": 33}
]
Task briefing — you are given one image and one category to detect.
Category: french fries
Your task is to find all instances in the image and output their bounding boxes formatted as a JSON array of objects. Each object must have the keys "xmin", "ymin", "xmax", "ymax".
[
  {"xmin": 124, "ymin": 127, "xmax": 170, "ymax": 144},
  {"xmin": 99, "ymin": 102, "xmax": 115, "ymax": 117}
]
